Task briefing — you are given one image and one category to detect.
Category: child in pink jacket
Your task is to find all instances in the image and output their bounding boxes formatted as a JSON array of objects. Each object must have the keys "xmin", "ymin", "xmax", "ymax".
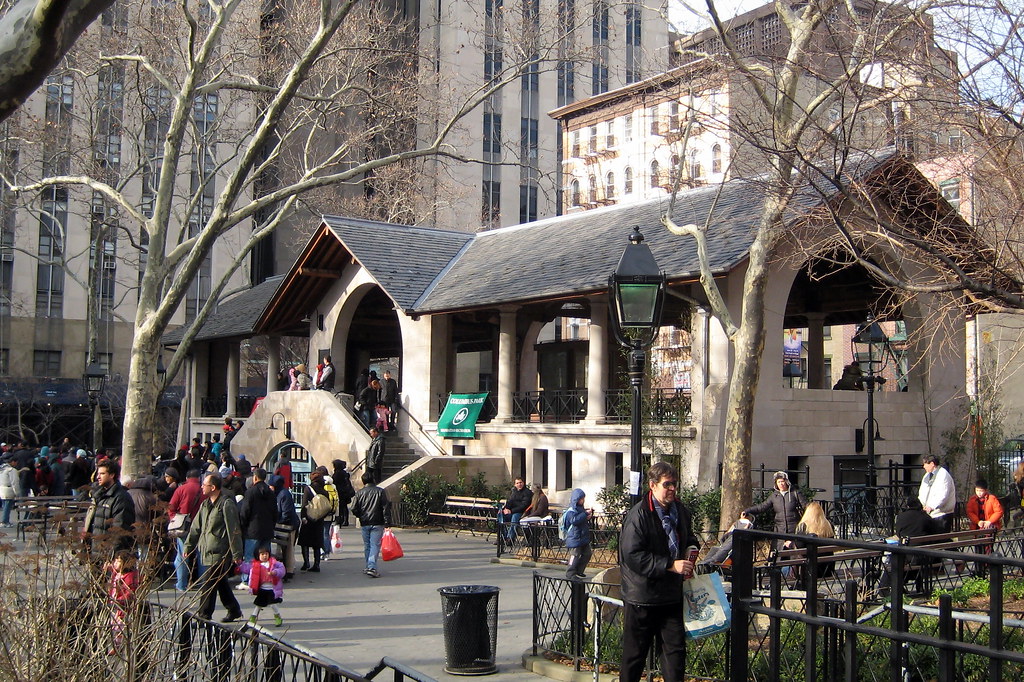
[{"xmin": 242, "ymin": 547, "xmax": 286, "ymax": 626}]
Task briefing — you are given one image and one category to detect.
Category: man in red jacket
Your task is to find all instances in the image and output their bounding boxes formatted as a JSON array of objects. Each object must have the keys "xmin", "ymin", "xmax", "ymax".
[
  {"xmin": 965, "ymin": 478, "xmax": 1003, "ymax": 577},
  {"xmin": 168, "ymin": 469, "xmax": 204, "ymax": 591}
]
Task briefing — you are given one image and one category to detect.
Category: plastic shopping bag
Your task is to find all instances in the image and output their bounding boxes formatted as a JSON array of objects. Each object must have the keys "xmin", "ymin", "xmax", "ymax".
[
  {"xmin": 331, "ymin": 524, "xmax": 343, "ymax": 551},
  {"xmin": 682, "ymin": 572, "xmax": 731, "ymax": 640},
  {"xmin": 381, "ymin": 528, "xmax": 404, "ymax": 561}
]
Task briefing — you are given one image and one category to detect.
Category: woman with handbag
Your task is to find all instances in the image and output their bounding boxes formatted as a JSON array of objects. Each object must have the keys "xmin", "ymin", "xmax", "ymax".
[{"xmin": 297, "ymin": 471, "xmax": 328, "ymax": 573}]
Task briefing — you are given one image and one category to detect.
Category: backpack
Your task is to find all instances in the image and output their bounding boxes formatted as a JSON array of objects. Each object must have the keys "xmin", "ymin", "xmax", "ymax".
[
  {"xmin": 307, "ymin": 491, "xmax": 333, "ymax": 521},
  {"xmin": 558, "ymin": 510, "xmax": 571, "ymax": 541},
  {"xmin": 324, "ymin": 482, "xmax": 340, "ymax": 517}
]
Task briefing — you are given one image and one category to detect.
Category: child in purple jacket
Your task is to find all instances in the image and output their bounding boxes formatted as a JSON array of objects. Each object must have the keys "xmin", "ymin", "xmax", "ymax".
[{"xmin": 242, "ymin": 547, "xmax": 286, "ymax": 626}]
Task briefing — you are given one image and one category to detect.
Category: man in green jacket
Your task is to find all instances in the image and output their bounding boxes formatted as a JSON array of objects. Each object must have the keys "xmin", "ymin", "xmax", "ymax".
[{"xmin": 184, "ymin": 474, "xmax": 244, "ymax": 622}]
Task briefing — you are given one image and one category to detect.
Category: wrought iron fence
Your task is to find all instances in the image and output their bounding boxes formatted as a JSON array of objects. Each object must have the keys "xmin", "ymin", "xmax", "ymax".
[
  {"xmin": 604, "ymin": 388, "xmax": 692, "ymax": 425},
  {"xmin": 533, "ymin": 529, "xmax": 1024, "ymax": 681},
  {"xmin": 510, "ymin": 390, "xmax": 588, "ymax": 423}
]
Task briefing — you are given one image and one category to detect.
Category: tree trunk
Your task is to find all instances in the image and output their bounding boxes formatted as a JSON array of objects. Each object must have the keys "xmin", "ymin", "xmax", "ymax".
[
  {"xmin": 120, "ymin": 332, "xmax": 162, "ymax": 483},
  {"xmin": 718, "ymin": 200, "xmax": 783, "ymax": 530}
]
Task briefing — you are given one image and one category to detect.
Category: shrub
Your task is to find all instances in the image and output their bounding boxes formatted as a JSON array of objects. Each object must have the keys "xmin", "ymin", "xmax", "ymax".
[{"xmin": 400, "ymin": 471, "xmax": 452, "ymax": 524}]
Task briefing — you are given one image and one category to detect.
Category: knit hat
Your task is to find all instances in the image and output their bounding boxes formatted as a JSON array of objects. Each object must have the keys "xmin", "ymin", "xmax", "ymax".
[{"xmin": 774, "ymin": 471, "xmax": 789, "ymax": 481}]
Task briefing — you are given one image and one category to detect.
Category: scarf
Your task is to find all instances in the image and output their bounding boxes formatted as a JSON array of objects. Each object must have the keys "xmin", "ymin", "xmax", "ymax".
[{"xmin": 653, "ymin": 497, "xmax": 680, "ymax": 560}]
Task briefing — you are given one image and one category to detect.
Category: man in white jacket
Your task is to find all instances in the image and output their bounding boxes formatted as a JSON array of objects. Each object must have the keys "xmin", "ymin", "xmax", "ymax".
[
  {"xmin": 0, "ymin": 454, "xmax": 22, "ymax": 527},
  {"xmin": 919, "ymin": 454, "xmax": 956, "ymax": 533}
]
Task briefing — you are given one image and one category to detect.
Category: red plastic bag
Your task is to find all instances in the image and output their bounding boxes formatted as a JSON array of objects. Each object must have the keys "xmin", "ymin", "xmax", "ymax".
[{"xmin": 381, "ymin": 528, "xmax": 403, "ymax": 561}]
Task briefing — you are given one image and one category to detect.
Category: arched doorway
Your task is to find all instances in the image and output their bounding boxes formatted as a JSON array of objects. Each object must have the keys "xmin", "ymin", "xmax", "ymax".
[{"xmin": 339, "ymin": 286, "xmax": 403, "ymax": 395}]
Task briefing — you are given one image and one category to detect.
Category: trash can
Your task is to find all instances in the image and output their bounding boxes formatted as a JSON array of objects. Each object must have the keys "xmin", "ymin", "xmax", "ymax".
[{"xmin": 438, "ymin": 585, "xmax": 500, "ymax": 675}]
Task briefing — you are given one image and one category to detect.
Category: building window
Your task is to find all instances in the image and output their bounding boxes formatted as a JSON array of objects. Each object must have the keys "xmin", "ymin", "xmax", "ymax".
[
  {"xmin": 85, "ymin": 352, "xmax": 113, "ymax": 373},
  {"xmin": 482, "ymin": 180, "xmax": 501, "ymax": 225},
  {"xmin": 592, "ymin": 0, "xmax": 609, "ymax": 42},
  {"xmin": 557, "ymin": 449, "xmax": 573, "ymax": 490},
  {"xmin": 571, "ymin": 130, "xmax": 581, "ymax": 157},
  {"xmin": 33, "ymin": 350, "xmax": 62, "ymax": 376},
  {"xmin": 484, "ymin": 46, "xmax": 503, "ymax": 85},
  {"xmin": 592, "ymin": 63, "xmax": 608, "ymax": 95},
  {"xmin": 519, "ymin": 183, "xmax": 538, "ymax": 223},
  {"xmin": 37, "ymin": 187, "xmax": 67, "ymax": 317},
  {"xmin": 689, "ymin": 150, "xmax": 702, "ymax": 180},
  {"xmin": 712, "ymin": 144, "xmax": 722, "ymax": 173},
  {"xmin": 606, "ymin": 121, "xmax": 615, "ymax": 148},
  {"xmin": 670, "ymin": 154, "xmax": 680, "ymax": 185},
  {"xmin": 91, "ymin": 194, "xmax": 117, "ymax": 321},
  {"xmin": 588, "ymin": 174, "xmax": 598, "ymax": 203},
  {"xmin": 649, "ymin": 106, "xmax": 659, "ymax": 135},
  {"xmin": 823, "ymin": 325, "xmax": 832, "ymax": 340},
  {"xmin": 940, "ymin": 178, "xmax": 961, "ymax": 208},
  {"xmin": 605, "ymin": 172, "xmax": 615, "ymax": 199},
  {"xmin": 588, "ymin": 125, "xmax": 598, "ymax": 153},
  {"xmin": 650, "ymin": 160, "xmax": 660, "ymax": 187},
  {"xmin": 606, "ymin": 452, "xmax": 624, "ymax": 486},
  {"xmin": 624, "ymin": 113, "xmax": 633, "ymax": 143},
  {"xmin": 96, "ymin": 64, "xmax": 124, "ymax": 170},
  {"xmin": 483, "ymin": 112, "xmax": 502, "ymax": 155},
  {"xmin": 512, "ymin": 448, "xmax": 526, "ymax": 481},
  {"xmin": 520, "ymin": 117, "xmax": 538, "ymax": 162},
  {"xmin": 570, "ymin": 179, "xmax": 581, "ymax": 206},
  {"xmin": 669, "ymin": 101, "xmax": 680, "ymax": 131},
  {"xmin": 761, "ymin": 14, "xmax": 781, "ymax": 51},
  {"xmin": 533, "ymin": 449, "xmax": 549, "ymax": 487},
  {"xmin": 624, "ymin": 166, "xmax": 633, "ymax": 194},
  {"xmin": 735, "ymin": 23, "xmax": 755, "ymax": 53}
]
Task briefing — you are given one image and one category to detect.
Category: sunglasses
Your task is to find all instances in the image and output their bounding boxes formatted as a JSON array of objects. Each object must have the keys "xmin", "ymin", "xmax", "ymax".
[{"xmin": 660, "ymin": 480, "xmax": 677, "ymax": 489}]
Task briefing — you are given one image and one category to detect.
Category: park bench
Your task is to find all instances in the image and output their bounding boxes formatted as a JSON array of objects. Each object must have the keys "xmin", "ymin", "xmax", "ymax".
[
  {"xmin": 890, "ymin": 526, "xmax": 998, "ymax": 593},
  {"xmin": 428, "ymin": 496, "xmax": 501, "ymax": 537},
  {"xmin": 14, "ymin": 495, "xmax": 92, "ymax": 542}
]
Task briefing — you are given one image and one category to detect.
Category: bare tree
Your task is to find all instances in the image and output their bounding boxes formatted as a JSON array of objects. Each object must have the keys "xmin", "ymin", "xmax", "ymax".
[
  {"xmin": 3, "ymin": 0, "xmax": 592, "ymax": 480},
  {"xmin": 661, "ymin": 0, "xmax": 964, "ymax": 527}
]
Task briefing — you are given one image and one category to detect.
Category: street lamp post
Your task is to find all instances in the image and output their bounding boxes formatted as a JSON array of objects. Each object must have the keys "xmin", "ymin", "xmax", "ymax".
[
  {"xmin": 83, "ymin": 362, "xmax": 107, "ymax": 454},
  {"xmin": 609, "ymin": 226, "xmax": 666, "ymax": 506},
  {"xmin": 853, "ymin": 316, "xmax": 889, "ymax": 490}
]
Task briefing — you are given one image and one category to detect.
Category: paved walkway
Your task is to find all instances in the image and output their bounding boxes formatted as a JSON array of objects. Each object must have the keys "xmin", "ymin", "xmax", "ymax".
[{"xmin": 149, "ymin": 527, "xmax": 561, "ymax": 681}]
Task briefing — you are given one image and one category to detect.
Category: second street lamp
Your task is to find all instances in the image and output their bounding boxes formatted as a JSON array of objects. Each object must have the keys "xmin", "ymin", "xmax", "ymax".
[
  {"xmin": 609, "ymin": 226, "xmax": 666, "ymax": 505},
  {"xmin": 83, "ymin": 361, "xmax": 107, "ymax": 454},
  {"xmin": 853, "ymin": 316, "xmax": 889, "ymax": 490}
]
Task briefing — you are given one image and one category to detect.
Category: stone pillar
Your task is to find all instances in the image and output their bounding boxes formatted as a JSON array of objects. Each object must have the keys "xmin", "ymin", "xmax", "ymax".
[
  {"xmin": 495, "ymin": 306, "xmax": 518, "ymax": 423},
  {"xmin": 805, "ymin": 313, "xmax": 826, "ymax": 389},
  {"xmin": 585, "ymin": 297, "xmax": 608, "ymax": 422},
  {"xmin": 266, "ymin": 335, "xmax": 280, "ymax": 394},
  {"xmin": 226, "ymin": 343, "xmax": 240, "ymax": 418}
]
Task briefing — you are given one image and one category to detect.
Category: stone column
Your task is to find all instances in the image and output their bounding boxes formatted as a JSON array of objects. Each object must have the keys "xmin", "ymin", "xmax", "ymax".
[
  {"xmin": 494, "ymin": 306, "xmax": 518, "ymax": 423},
  {"xmin": 226, "ymin": 343, "xmax": 240, "ymax": 418},
  {"xmin": 584, "ymin": 297, "xmax": 608, "ymax": 422},
  {"xmin": 805, "ymin": 313, "xmax": 826, "ymax": 389},
  {"xmin": 266, "ymin": 335, "xmax": 280, "ymax": 394}
]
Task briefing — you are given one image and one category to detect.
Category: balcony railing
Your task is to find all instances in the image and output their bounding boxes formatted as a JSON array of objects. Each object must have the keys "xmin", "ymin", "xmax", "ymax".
[{"xmin": 200, "ymin": 394, "xmax": 261, "ymax": 417}]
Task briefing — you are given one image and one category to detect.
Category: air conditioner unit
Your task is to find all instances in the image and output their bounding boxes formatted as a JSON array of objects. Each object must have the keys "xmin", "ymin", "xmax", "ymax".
[
  {"xmin": 0, "ymin": 253, "xmax": 12, "ymax": 262},
  {"xmin": 103, "ymin": 260, "xmax": 116, "ymax": 270}
]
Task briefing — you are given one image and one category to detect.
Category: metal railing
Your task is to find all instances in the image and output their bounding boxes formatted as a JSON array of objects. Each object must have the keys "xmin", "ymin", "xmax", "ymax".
[
  {"xmin": 532, "ymin": 530, "xmax": 1024, "ymax": 681},
  {"xmin": 145, "ymin": 604, "xmax": 434, "ymax": 682}
]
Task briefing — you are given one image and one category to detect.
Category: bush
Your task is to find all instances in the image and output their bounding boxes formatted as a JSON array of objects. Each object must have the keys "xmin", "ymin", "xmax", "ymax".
[{"xmin": 400, "ymin": 471, "xmax": 453, "ymax": 524}]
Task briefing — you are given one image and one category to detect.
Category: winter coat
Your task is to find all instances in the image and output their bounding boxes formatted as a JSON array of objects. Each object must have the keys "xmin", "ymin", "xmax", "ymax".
[
  {"xmin": 562, "ymin": 488, "xmax": 591, "ymax": 549},
  {"xmin": 270, "ymin": 475, "xmax": 299, "ymax": 530},
  {"xmin": 317, "ymin": 363, "xmax": 336, "ymax": 391},
  {"xmin": 618, "ymin": 491, "xmax": 699, "ymax": 606},
  {"xmin": 297, "ymin": 481, "xmax": 327, "ymax": 547},
  {"xmin": 351, "ymin": 483, "xmax": 391, "ymax": 527},
  {"xmin": 168, "ymin": 477, "xmax": 204, "ymax": 521},
  {"xmin": 502, "ymin": 486, "xmax": 532, "ymax": 515},
  {"xmin": 332, "ymin": 464, "xmax": 355, "ymax": 503},
  {"xmin": 966, "ymin": 492, "xmax": 1004, "ymax": 530},
  {"xmin": 184, "ymin": 492, "xmax": 243, "ymax": 567},
  {"xmin": 0, "ymin": 463, "xmax": 21, "ymax": 499},
  {"xmin": 84, "ymin": 482, "xmax": 136, "ymax": 549},
  {"xmin": 239, "ymin": 480, "xmax": 279, "ymax": 542},
  {"xmin": 744, "ymin": 488, "xmax": 808, "ymax": 536},
  {"xmin": 242, "ymin": 556, "xmax": 285, "ymax": 599},
  {"xmin": 366, "ymin": 435, "xmax": 386, "ymax": 471}
]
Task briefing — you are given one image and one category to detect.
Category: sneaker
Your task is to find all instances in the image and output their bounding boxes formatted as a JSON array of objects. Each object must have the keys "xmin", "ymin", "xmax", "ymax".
[
  {"xmin": 273, "ymin": 614, "xmax": 283, "ymax": 627},
  {"xmin": 236, "ymin": 582, "xmax": 249, "ymax": 591},
  {"xmin": 367, "ymin": 568, "xmax": 380, "ymax": 578},
  {"xmin": 322, "ymin": 553, "xmax": 331, "ymax": 561}
]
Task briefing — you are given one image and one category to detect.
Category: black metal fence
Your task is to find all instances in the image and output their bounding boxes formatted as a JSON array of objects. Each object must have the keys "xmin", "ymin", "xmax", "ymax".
[
  {"xmin": 435, "ymin": 388, "xmax": 691, "ymax": 425},
  {"xmin": 533, "ymin": 529, "xmax": 1024, "ymax": 681}
]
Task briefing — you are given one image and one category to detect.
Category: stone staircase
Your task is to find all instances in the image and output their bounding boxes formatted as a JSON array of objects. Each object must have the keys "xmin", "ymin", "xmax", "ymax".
[{"xmin": 378, "ymin": 431, "xmax": 422, "ymax": 480}]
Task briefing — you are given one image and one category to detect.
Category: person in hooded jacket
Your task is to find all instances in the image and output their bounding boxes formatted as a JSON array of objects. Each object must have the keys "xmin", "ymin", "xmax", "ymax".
[
  {"xmin": 269, "ymin": 474, "xmax": 300, "ymax": 581},
  {"xmin": 238, "ymin": 467, "xmax": 278, "ymax": 580},
  {"xmin": 563, "ymin": 488, "xmax": 593, "ymax": 579},
  {"xmin": 0, "ymin": 455, "xmax": 22, "ymax": 527},
  {"xmin": 743, "ymin": 471, "xmax": 808, "ymax": 550}
]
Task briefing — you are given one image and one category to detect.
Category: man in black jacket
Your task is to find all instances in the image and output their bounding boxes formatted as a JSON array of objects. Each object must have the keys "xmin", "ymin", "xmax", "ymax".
[
  {"xmin": 83, "ymin": 460, "xmax": 136, "ymax": 554},
  {"xmin": 350, "ymin": 472, "xmax": 392, "ymax": 578},
  {"xmin": 743, "ymin": 471, "xmax": 807, "ymax": 550},
  {"xmin": 238, "ymin": 468, "xmax": 278, "ymax": 584},
  {"xmin": 618, "ymin": 462, "xmax": 699, "ymax": 682},
  {"xmin": 366, "ymin": 429, "xmax": 386, "ymax": 483},
  {"xmin": 498, "ymin": 477, "xmax": 532, "ymax": 541}
]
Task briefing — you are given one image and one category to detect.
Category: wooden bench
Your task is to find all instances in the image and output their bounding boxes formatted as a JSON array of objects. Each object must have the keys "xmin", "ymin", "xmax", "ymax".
[
  {"xmin": 14, "ymin": 496, "xmax": 91, "ymax": 542},
  {"xmin": 892, "ymin": 527, "xmax": 998, "ymax": 593},
  {"xmin": 428, "ymin": 496, "xmax": 501, "ymax": 537}
]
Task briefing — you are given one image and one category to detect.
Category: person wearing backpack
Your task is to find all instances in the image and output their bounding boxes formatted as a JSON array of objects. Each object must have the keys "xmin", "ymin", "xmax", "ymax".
[
  {"xmin": 562, "ymin": 488, "xmax": 593, "ymax": 579},
  {"xmin": 298, "ymin": 471, "xmax": 329, "ymax": 573}
]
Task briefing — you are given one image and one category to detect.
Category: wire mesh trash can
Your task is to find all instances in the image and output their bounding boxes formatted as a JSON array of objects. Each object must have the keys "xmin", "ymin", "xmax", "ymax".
[{"xmin": 438, "ymin": 585, "xmax": 500, "ymax": 675}]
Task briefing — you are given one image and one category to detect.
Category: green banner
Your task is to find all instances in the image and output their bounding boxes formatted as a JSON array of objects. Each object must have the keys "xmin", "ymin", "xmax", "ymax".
[{"xmin": 437, "ymin": 392, "xmax": 489, "ymax": 439}]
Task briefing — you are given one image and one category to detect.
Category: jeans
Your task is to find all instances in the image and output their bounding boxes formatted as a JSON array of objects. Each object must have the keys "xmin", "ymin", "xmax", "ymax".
[
  {"xmin": 361, "ymin": 525, "xmax": 384, "ymax": 571},
  {"xmin": 1, "ymin": 498, "xmax": 13, "ymax": 525},
  {"xmin": 174, "ymin": 538, "xmax": 194, "ymax": 591},
  {"xmin": 497, "ymin": 511, "xmax": 522, "ymax": 540},
  {"xmin": 566, "ymin": 543, "xmax": 593, "ymax": 578},
  {"xmin": 322, "ymin": 522, "xmax": 335, "ymax": 556}
]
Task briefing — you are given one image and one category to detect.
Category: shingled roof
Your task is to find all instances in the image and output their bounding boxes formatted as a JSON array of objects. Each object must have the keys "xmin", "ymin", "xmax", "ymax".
[
  {"xmin": 162, "ymin": 276, "xmax": 284, "ymax": 344},
  {"xmin": 321, "ymin": 216, "xmax": 472, "ymax": 311}
]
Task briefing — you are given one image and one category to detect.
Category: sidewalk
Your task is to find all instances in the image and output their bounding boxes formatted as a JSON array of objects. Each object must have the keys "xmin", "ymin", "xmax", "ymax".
[{"xmin": 152, "ymin": 527, "xmax": 563, "ymax": 681}]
